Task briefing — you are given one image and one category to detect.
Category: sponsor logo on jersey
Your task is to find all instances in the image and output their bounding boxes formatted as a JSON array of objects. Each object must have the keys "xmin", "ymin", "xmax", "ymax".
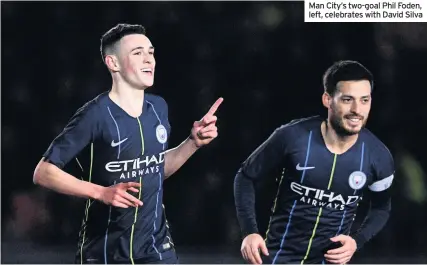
[
  {"xmin": 290, "ymin": 182, "xmax": 360, "ymax": 211},
  {"xmin": 105, "ymin": 152, "xmax": 165, "ymax": 179}
]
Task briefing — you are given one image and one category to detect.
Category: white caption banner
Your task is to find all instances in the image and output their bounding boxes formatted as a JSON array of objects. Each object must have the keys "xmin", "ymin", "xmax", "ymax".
[{"xmin": 305, "ymin": 0, "xmax": 427, "ymax": 22}]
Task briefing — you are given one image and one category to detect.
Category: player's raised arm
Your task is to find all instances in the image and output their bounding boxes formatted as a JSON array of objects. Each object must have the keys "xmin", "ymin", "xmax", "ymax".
[
  {"xmin": 163, "ymin": 97, "xmax": 223, "ymax": 178},
  {"xmin": 234, "ymin": 126, "xmax": 288, "ymax": 264}
]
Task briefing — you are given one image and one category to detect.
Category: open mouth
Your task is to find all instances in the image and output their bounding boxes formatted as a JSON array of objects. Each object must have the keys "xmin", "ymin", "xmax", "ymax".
[
  {"xmin": 345, "ymin": 116, "xmax": 362, "ymax": 126},
  {"xmin": 141, "ymin": 68, "xmax": 153, "ymax": 76}
]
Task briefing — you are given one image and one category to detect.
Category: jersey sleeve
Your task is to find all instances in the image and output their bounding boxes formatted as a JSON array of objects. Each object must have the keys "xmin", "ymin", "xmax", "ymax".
[
  {"xmin": 240, "ymin": 124, "xmax": 291, "ymax": 181},
  {"xmin": 351, "ymin": 142, "xmax": 394, "ymax": 249},
  {"xmin": 148, "ymin": 95, "xmax": 171, "ymax": 150},
  {"xmin": 43, "ymin": 101, "xmax": 99, "ymax": 169},
  {"xmin": 369, "ymin": 144, "xmax": 395, "ymax": 192},
  {"xmin": 234, "ymin": 123, "xmax": 294, "ymax": 237},
  {"xmin": 160, "ymin": 97, "xmax": 171, "ymax": 149}
]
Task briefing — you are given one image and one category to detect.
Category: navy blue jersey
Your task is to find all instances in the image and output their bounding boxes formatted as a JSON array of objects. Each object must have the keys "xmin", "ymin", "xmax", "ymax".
[
  {"xmin": 43, "ymin": 92, "xmax": 177, "ymax": 264},
  {"xmin": 235, "ymin": 116, "xmax": 394, "ymax": 264}
]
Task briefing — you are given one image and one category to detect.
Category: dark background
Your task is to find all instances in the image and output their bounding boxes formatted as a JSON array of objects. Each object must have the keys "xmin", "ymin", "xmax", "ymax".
[{"xmin": 2, "ymin": 1, "xmax": 427, "ymax": 263}]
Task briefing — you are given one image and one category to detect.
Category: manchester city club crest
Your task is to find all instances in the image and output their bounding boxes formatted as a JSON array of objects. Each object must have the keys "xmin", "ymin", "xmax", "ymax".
[
  {"xmin": 348, "ymin": 171, "xmax": 367, "ymax": 190},
  {"xmin": 156, "ymin": 124, "xmax": 167, "ymax": 144}
]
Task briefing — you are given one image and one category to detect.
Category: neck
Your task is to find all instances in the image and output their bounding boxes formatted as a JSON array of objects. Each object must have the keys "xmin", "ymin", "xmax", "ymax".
[
  {"xmin": 321, "ymin": 120, "xmax": 358, "ymax": 154},
  {"xmin": 109, "ymin": 79, "xmax": 145, "ymax": 117}
]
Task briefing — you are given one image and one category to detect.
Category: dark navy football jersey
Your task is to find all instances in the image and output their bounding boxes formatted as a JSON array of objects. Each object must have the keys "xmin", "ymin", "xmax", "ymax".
[
  {"xmin": 43, "ymin": 92, "xmax": 177, "ymax": 264},
  {"xmin": 235, "ymin": 116, "xmax": 394, "ymax": 264}
]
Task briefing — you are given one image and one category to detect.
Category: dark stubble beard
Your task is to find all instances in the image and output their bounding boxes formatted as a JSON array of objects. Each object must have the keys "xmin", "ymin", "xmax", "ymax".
[{"xmin": 329, "ymin": 107, "xmax": 364, "ymax": 137}]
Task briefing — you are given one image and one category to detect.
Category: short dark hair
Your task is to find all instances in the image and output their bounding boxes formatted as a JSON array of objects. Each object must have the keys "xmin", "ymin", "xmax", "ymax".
[
  {"xmin": 323, "ymin": 60, "xmax": 374, "ymax": 96},
  {"xmin": 100, "ymin": 23, "xmax": 146, "ymax": 63}
]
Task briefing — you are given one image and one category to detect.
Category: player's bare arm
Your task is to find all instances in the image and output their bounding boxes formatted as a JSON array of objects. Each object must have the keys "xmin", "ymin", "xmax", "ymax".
[
  {"xmin": 164, "ymin": 97, "xmax": 223, "ymax": 178},
  {"xmin": 34, "ymin": 159, "xmax": 143, "ymax": 208}
]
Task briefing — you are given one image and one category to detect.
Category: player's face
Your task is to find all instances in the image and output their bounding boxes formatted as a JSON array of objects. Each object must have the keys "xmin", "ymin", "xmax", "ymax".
[
  {"xmin": 324, "ymin": 80, "xmax": 372, "ymax": 136},
  {"xmin": 118, "ymin": 34, "xmax": 156, "ymax": 89}
]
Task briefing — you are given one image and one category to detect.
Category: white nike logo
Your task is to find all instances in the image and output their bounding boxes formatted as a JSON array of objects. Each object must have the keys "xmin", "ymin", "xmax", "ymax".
[
  {"xmin": 111, "ymin": 138, "xmax": 128, "ymax": 147},
  {"xmin": 296, "ymin": 163, "xmax": 315, "ymax": 171}
]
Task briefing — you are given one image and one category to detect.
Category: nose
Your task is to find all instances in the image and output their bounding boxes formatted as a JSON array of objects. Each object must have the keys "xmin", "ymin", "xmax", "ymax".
[
  {"xmin": 350, "ymin": 101, "xmax": 361, "ymax": 115},
  {"xmin": 143, "ymin": 55, "xmax": 152, "ymax": 64}
]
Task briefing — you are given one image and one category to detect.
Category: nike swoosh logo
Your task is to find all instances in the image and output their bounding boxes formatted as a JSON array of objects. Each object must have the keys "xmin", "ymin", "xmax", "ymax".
[
  {"xmin": 296, "ymin": 163, "xmax": 315, "ymax": 171},
  {"xmin": 111, "ymin": 138, "xmax": 128, "ymax": 147}
]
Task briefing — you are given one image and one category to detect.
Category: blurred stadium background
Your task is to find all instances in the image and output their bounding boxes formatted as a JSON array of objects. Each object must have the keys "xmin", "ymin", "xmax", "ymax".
[{"xmin": 2, "ymin": 1, "xmax": 427, "ymax": 263}]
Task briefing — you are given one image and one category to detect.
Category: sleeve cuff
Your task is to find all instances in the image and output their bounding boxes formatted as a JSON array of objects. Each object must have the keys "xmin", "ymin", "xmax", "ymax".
[
  {"xmin": 242, "ymin": 226, "xmax": 259, "ymax": 238},
  {"xmin": 351, "ymin": 233, "xmax": 366, "ymax": 251}
]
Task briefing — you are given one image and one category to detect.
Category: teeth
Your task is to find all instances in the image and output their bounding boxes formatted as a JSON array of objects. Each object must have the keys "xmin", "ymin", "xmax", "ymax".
[
  {"xmin": 349, "ymin": 118, "xmax": 359, "ymax": 122},
  {"xmin": 142, "ymin": 68, "xmax": 152, "ymax": 72}
]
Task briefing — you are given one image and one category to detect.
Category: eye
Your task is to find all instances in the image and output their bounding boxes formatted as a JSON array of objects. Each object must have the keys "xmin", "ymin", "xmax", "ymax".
[
  {"xmin": 341, "ymin": 98, "xmax": 352, "ymax": 103},
  {"xmin": 134, "ymin": 52, "xmax": 142, "ymax": 56}
]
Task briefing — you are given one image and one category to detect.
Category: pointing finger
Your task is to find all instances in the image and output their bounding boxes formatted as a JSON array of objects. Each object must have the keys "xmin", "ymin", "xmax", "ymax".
[{"xmin": 206, "ymin": 97, "xmax": 223, "ymax": 116}]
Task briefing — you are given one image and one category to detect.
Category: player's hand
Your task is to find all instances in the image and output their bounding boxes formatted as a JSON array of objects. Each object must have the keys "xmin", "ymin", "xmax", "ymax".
[
  {"xmin": 98, "ymin": 182, "xmax": 143, "ymax": 208},
  {"xmin": 190, "ymin": 97, "xmax": 223, "ymax": 148},
  {"xmin": 324, "ymin": 235, "xmax": 357, "ymax": 264},
  {"xmin": 241, "ymin": 233, "xmax": 269, "ymax": 264}
]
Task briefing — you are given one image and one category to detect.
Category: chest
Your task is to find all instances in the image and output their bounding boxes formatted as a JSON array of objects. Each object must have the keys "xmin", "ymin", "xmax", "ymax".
[
  {"xmin": 90, "ymin": 110, "xmax": 170, "ymax": 187},
  {"xmin": 285, "ymin": 139, "xmax": 374, "ymax": 196},
  {"xmin": 101, "ymin": 112, "xmax": 170, "ymax": 160}
]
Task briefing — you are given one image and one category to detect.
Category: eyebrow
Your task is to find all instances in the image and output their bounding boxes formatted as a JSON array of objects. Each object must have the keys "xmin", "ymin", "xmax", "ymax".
[
  {"xmin": 341, "ymin": 94, "xmax": 371, "ymax": 98},
  {"xmin": 131, "ymin": 46, "xmax": 155, "ymax": 52}
]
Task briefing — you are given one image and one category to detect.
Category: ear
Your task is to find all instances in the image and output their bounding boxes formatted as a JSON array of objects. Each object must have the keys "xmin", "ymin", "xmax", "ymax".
[
  {"xmin": 322, "ymin": 92, "xmax": 332, "ymax": 109},
  {"xmin": 105, "ymin": 55, "xmax": 120, "ymax": 72}
]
